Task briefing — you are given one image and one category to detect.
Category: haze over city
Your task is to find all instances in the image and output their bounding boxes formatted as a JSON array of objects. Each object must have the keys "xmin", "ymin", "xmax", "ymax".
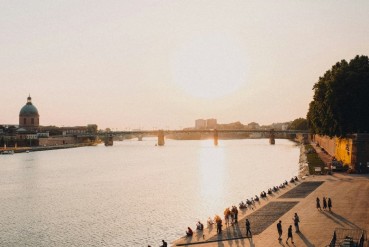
[{"xmin": 1, "ymin": 1, "xmax": 369, "ymax": 130}]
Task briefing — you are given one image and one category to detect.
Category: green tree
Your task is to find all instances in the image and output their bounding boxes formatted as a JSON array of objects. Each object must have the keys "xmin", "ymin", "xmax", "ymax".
[
  {"xmin": 307, "ymin": 55, "xmax": 369, "ymax": 137},
  {"xmin": 87, "ymin": 124, "xmax": 98, "ymax": 134},
  {"xmin": 288, "ymin": 118, "xmax": 308, "ymax": 130}
]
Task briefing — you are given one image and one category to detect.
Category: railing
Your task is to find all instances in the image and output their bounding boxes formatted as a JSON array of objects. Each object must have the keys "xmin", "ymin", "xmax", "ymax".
[
  {"xmin": 99, "ymin": 129, "xmax": 310, "ymax": 136},
  {"xmin": 327, "ymin": 229, "xmax": 367, "ymax": 247}
]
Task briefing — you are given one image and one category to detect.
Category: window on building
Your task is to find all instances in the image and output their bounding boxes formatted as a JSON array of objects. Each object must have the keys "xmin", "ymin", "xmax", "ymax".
[
  {"xmin": 24, "ymin": 118, "xmax": 26, "ymax": 124},
  {"xmin": 31, "ymin": 118, "xmax": 34, "ymax": 124}
]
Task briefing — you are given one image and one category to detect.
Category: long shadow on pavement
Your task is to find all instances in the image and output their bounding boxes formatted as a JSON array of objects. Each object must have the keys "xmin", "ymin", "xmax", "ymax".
[
  {"xmin": 321, "ymin": 211, "xmax": 345, "ymax": 227},
  {"xmin": 330, "ymin": 212, "xmax": 363, "ymax": 229},
  {"xmin": 297, "ymin": 231, "xmax": 315, "ymax": 247},
  {"xmin": 247, "ymin": 237, "xmax": 255, "ymax": 247},
  {"xmin": 217, "ymin": 240, "xmax": 224, "ymax": 247}
]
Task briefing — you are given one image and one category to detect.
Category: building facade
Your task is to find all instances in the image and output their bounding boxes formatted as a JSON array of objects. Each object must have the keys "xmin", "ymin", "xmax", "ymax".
[
  {"xmin": 206, "ymin": 118, "xmax": 217, "ymax": 129},
  {"xmin": 195, "ymin": 119, "xmax": 207, "ymax": 129}
]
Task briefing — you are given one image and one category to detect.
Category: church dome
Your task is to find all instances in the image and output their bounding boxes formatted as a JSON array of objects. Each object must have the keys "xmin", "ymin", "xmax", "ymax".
[{"xmin": 19, "ymin": 95, "xmax": 39, "ymax": 117}]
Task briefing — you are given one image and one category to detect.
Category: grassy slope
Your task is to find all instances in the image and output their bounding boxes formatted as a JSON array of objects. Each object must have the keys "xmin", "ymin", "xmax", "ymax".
[{"xmin": 305, "ymin": 144, "xmax": 326, "ymax": 174}]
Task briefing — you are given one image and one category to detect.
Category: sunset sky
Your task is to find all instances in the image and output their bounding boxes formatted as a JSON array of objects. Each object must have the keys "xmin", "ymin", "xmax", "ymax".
[{"xmin": 1, "ymin": 1, "xmax": 369, "ymax": 130}]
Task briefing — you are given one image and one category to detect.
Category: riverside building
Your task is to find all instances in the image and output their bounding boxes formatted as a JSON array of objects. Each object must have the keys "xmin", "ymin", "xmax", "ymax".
[{"xmin": 0, "ymin": 95, "xmax": 97, "ymax": 149}]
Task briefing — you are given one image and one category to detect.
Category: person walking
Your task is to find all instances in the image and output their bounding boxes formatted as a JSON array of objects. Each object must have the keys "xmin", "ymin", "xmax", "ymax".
[
  {"xmin": 323, "ymin": 197, "xmax": 327, "ymax": 210},
  {"xmin": 328, "ymin": 198, "xmax": 332, "ymax": 212},
  {"xmin": 286, "ymin": 225, "xmax": 294, "ymax": 244},
  {"xmin": 233, "ymin": 206, "xmax": 239, "ymax": 223},
  {"xmin": 224, "ymin": 208, "xmax": 230, "ymax": 227},
  {"xmin": 293, "ymin": 213, "xmax": 300, "ymax": 233},
  {"xmin": 277, "ymin": 220, "xmax": 283, "ymax": 240},
  {"xmin": 216, "ymin": 219, "xmax": 222, "ymax": 234},
  {"xmin": 316, "ymin": 197, "xmax": 321, "ymax": 210},
  {"xmin": 245, "ymin": 219, "xmax": 252, "ymax": 237}
]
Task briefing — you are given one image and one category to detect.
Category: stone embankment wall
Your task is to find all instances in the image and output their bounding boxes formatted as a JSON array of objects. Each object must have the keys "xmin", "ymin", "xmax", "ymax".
[
  {"xmin": 334, "ymin": 138, "xmax": 353, "ymax": 165},
  {"xmin": 314, "ymin": 135, "xmax": 352, "ymax": 165},
  {"xmin": 39, "ymin": 136, "xmax": 78, "ymax": 146},
  {"xmin": 298, "ymin": 143, "xmax": 309, "ymax": 177},
  {"xmin": 295, "ymin": 133, "xmax": 309, "ymax": 144},
  {"xmin": 313, "ymin": 135, "xmax": 336, "ymax": 157},
  {"xmin": 313, "ymin": 134, "xmax": 369, "ymax": 172}
]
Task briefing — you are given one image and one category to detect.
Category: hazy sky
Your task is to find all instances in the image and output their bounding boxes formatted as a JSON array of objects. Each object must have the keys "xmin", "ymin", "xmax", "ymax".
[{"xmin": 1, "ymin": 1, "xmax": 369, "ymax": 130}]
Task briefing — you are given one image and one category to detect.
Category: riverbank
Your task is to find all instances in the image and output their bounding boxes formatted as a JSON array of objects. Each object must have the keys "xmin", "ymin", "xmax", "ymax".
[
  {"xmin": 172, "ymin": 173, "xmax": 369, "ymax": 247},
  {"xmin": 0, "ymin": 142, "xmax": 98, "ymax": 154},
  {"xmin": 173, "ymin": 141, "xmax": 308, "ymax": 246},
  {"xmin": 172, "ymin": 142, "xmax": 369, "ymax": 247},
  {"xmin": 298, "ymin": 143, "xmax": 310, "ymax": 177}
]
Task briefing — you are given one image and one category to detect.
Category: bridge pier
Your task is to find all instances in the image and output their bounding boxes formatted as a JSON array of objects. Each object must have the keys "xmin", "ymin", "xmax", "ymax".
[
  {"xmin": 158, "ymin": 130, "xmax": 165, "ymax": 146},
  {"xmin": 214, "ymin": 129, "xmax": 218, "ymax": 146},
  {"xmin": 138, "ymin": 135, "xmax": 143, "ymax": 141},
  {"xmin": 104, "ymin": 134, "xmax": 114, "ymax": 146},
  {"xmin": 269, "ymin": 129, "xmax": 275, "ymax": 145}
]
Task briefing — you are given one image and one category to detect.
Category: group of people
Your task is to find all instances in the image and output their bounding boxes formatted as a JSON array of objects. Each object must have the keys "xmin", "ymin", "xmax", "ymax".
[
  {"xmin": 224, "ymin": 206, "xmax": 239, "ymax": 226},
  {"xmin": 213, "ymin": 215, "xmax": 223, "ymax": 234},
  {"xmin": 241, "ymin": 178, "xmax": 296, "ymax": 207},
  {"xmin": 290, "ymin": 176, "xmax": 299, "ymax": 183},
  {"xmin": 239, "ymin": 198, "xmax": 256, "ymax": 209},
  {"xmin": 182, "ymin": 176, "xmax": 301, "ymax": 240},
  {"xmin": 185, "ymin": 220, "xmax": 205, "ymax": 237},
  {"xmin": 240, "ymin": 180, "xmax": 290, "ymax": 210},
  {"xmin": 316, "ymin": 196, "xmax": 333, "ymax": 211},
  {"xmin": 277, "ymin": 213, "xmax": 300, "ymax": 245}
]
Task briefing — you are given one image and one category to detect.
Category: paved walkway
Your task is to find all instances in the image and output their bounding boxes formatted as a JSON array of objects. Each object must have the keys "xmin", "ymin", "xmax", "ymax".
[{"xmin": 172, "ymin": 173, "xmax": 369, "ymax": 247}]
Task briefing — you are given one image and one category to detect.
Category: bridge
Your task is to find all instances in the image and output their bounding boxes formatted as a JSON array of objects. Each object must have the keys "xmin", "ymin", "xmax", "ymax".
[{"xmin": 99, "ymin": 129, "xmax": 310, "ymax": 146}]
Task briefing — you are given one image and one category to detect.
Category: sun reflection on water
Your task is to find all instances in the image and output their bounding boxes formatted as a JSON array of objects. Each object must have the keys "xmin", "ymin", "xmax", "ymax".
[{"xmin": 197, "ymin": 141, "xmax": 227, "ymax": 213}]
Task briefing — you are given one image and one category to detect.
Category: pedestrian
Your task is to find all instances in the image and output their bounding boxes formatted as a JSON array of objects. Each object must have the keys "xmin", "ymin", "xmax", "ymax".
[
  {"xmin": 216, "ymin": 219, "xmax": 222, "ymax": 234},
  {"xmin": 230, "ymin": 210, "xmax": 234, "ymax": 225},
  {"xmin": 316, "ymin": 197, "xmax": 321, "ymax": 210},
  {"xmin": 323, "ymin": 197, "xmax": 327, "ymax": 210},
  {"xmin": 328, "ymin": 198, "xmax": 332, "ymax": 212},
  {"xmin": 207, "ymin": 217, "xmax": 214, "ymax": 227},
  {"xmin": 277, "ymin": 220, "xmax": 283, "ymax": 240},
  {"xmin": 246, "ymin": 219, "xmax": 252, "ymax": 237},
  {"xmin": 293, "ymin": 213, "xmax": 300, "ymax": 233},
  {"xmin": 160, "ymin": 240, "xmax": 167, "ymax": 247},
  {"xmin": 286, "ymin": 225, "xmax": 294, "ymax": 244},
  {"xmin": 233, "ymin": 206, "xmax": 239, "ymax": 223},
  {"xmin": 224, "ymin": 208, "xmax": 230, "ymax": 226}
]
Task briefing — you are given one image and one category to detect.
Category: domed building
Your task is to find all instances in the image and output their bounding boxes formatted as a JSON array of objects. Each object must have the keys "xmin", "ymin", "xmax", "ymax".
[{"xmin": 19, "ymin": 95, "xmax": 39, "ymax": 129}]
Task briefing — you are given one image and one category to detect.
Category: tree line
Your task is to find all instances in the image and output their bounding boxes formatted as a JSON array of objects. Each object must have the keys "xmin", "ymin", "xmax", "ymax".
[{"xmin": 306, "ymin": 55, "xmax": 369, "ymax": 137}]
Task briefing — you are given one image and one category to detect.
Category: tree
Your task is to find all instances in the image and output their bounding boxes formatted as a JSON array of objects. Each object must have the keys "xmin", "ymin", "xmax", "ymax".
[
  {"xmin": 87, "ymin": 124, "xmax": 98, "ymax": 134},
  {"xmin": 307, "ymin": 55, "xmax": 369, "ymax": 137},
  {"xmin": 288, "ymin": 118, "xmax": 308, "ymax": 130}
]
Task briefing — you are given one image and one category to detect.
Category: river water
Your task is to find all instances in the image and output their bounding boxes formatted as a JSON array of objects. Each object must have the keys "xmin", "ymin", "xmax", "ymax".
[{"xmin": 0, "ymin": 138, "xmax": 299, "ymax": 246}]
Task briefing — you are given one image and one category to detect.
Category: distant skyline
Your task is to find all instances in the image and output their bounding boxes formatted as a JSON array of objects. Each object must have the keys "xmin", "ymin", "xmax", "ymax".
[{"xmin": 1, "ymin": 1, "xmax": 369, "ymax": 130}]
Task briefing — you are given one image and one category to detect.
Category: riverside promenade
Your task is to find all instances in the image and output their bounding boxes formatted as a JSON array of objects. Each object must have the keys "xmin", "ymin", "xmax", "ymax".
[{"xmin": 172, "ymin": 173, "xmax": 369, "ymax": 247}]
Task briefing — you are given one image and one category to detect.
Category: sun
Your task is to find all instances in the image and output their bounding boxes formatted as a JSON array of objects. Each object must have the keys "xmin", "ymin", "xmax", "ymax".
[{"xmin": 171, "ymin": 34, "xmax": 248, "ymax": 99}]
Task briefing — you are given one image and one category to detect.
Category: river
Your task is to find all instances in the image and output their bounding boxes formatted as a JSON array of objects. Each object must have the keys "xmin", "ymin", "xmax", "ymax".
[{"xmin": 0, "ymin": 138, "xmax": 300, "ymax": 246}]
